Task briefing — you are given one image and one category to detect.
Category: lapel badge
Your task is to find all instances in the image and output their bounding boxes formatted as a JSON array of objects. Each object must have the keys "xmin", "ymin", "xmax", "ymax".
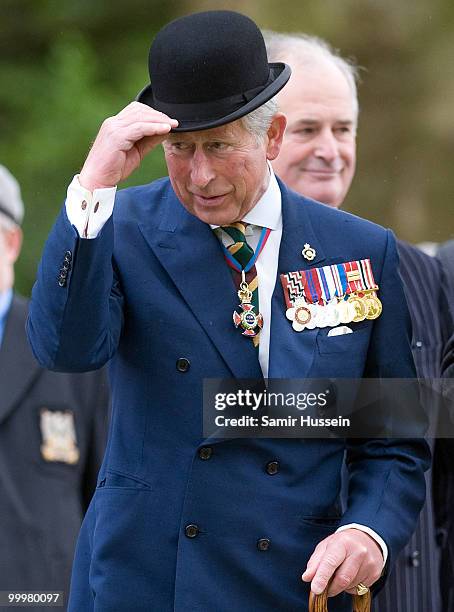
[
  {"xmin": 40, "ymin": 408, "xmax": 80, "ymax": 465},
  {"xmin": 302, "ymin": 243, "xmax": 316, "ymax": 261}
]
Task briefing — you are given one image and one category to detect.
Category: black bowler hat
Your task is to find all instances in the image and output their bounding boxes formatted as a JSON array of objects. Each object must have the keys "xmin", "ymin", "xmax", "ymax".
[{"xmin": 136, "ymin": 11, "xmax": 291, "ymax": 132}]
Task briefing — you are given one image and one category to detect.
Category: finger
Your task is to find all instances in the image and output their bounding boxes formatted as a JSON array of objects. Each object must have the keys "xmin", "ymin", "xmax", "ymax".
[
  {"xmin": 117, "ymin": 102, "xmax": 178, "ymax": 126},
  {"xmin": 310, "ymin": 541, "xmax": 347, "ymax": 595},
  {"xmin": 117, "ymin": 113, "xmax": 179, "ymax": 129},
  {"xmin": 127, "ymin": 121, "xmax": 174, "ymax": 140},
  {"xmin": 327, "ymin": 557, "xmax": 362, "ymax": 597},
  {"xmin": 112, "ymin": 121, "xmax": 174, "ymax": 151},
  {"xmin": 301, "ymin": 538, "xmax": 329, "ymax": 582}
]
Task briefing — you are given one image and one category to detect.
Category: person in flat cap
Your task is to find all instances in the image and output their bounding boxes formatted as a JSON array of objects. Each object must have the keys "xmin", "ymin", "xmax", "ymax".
[
  {"xmin": 27, "ymin": 11, "xmax": 429, "ymax": 611},
  {"xmin": 0, "ymin": 165, "xmax": 109, "ymax": 609}
]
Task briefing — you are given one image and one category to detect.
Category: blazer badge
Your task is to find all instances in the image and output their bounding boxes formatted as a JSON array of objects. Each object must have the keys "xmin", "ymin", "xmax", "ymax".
[{"xmin": 40, "ymin": 408, "xmax": 80, "ymax": 464}]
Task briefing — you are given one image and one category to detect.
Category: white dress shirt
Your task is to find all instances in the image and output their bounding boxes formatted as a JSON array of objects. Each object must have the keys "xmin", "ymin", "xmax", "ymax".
[
  {"xmin": 211, "ymin": 166, "xmax": 282, "ymax": 379},
  {"xmin": 65, "ymin": 171, "xmax": 388, "ymax": 566}
]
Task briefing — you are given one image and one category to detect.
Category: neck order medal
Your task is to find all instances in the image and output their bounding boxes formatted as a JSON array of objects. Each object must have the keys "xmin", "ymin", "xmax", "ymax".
[{"xmin": 233, "ymin": 271, "xmax": 263, "ymax": 337}]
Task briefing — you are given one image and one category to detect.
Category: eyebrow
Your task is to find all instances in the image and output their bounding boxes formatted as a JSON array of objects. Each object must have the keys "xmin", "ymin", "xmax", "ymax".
[{"xmin": 290, "ymin": 118, "xmax": 354, "ymax": 128}]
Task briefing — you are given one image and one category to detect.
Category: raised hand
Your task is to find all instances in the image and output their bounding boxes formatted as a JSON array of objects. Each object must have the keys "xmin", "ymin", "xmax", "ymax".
[{"xmin": 79, "ymin": 101, "xmax": 178, "ymax": 191}]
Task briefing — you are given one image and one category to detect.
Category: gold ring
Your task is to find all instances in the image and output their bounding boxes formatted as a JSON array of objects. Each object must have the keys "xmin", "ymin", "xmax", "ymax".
[{"xmin": 356, "ymin": 582, "xmax": 369, "ymax": 596}]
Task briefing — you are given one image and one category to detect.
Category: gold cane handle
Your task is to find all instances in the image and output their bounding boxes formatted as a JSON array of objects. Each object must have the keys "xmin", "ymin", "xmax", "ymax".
[{"xmin": 309, "ymin": 588, "xmax": 371, "ymax": 612}]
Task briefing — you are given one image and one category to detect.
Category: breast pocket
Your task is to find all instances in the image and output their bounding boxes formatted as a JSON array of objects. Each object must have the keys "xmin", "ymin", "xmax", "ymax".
[{"xmin": 316, "ymin": 326, "xmax": 370, "ymax": 355}]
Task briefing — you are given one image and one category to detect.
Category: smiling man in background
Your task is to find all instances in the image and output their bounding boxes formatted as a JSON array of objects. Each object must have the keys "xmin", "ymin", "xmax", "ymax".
[{"xmin": 270, "ymin": 36, "xmax": 356, "ymax": 209}]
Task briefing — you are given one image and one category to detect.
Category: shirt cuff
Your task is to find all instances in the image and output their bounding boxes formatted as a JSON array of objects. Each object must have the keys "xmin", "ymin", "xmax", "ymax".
[
  {"xmin": 65, "ymin": 174, "xmax": 117, "ymax": 239},
  {"xmin": 336, "ymin": 523, "xmax": 388, "ymax": 568}
]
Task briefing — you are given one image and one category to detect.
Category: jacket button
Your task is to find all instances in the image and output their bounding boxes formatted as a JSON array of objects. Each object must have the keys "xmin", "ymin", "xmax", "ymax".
[
  {"xmin": 185, "ymin": 524, "xmax": 199, "ymax": 538},
  {"xmin": 409, "ymin": 550, "xmax": 420, "ymax": 567},
  {"xmin": 64, "ymin": 250, "xmax": 72, "ymax": 262},
  {"xmin": 257, "ymin": 538, "xmax": 271, "ymax": 551},
  {"xmin": 266, "ymin": 461, "xmax": 279, "ymax": 475},
  {"xmin": 176, "ymin": 357, "xmax": 190, "ymax": 372},
  {"xmin": 198, "ymin": 446, "xmax": 213, "ymax": 460}
]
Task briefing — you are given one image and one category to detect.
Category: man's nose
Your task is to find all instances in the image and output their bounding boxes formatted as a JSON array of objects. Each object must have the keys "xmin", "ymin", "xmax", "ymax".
[
  {"xmin": 190, "ymin": 150, "xmax": 216, "ymax": 188},
  {"xmin": 313, "ymin": 129, "xmax": 339, "ymax": 162}
]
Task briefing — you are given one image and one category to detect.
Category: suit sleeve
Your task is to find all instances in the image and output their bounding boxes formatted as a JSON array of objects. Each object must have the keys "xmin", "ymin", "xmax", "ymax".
[
  {"xmin": 340, "ymin": 230, "xmax": 431, "ymax": 574},
  {"xmin": 27, "ymin": 206, "xmax": 124, "ymax": 372}
]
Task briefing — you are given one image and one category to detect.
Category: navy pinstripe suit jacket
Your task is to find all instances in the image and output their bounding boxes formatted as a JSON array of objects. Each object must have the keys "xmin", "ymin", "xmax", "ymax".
[
  {"xmin": 436, "ymin": 240, "xmax": 454, "ymax": 612},
  {"xmin": 374, "ymin": 241, "xmax": 449, "ymax": 612}
]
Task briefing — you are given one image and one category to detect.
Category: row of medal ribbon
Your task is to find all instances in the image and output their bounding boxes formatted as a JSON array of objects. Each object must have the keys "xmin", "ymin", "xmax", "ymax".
[{"xmin": 280, "ymin": 258, "xmax": 383, "ymax": 332}]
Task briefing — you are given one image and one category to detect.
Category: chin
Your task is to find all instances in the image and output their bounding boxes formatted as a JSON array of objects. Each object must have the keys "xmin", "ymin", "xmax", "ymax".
[
  {"xmin": 192, "ymin": 206, "xmax": 235, "ymax": 226},
  {"xmin": 301, "ymin": 187, "xmax": 340, "ymax": 208}
]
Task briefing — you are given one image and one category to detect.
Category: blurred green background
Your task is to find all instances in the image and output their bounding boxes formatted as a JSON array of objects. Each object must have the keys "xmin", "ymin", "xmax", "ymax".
[{"xmin": 1, "ymin": 0, "xmax": 452, "ymax": 295}]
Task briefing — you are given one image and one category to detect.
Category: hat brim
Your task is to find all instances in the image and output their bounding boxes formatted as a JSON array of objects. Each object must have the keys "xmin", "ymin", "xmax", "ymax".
[{"xmin": 136, "ymin": 62, "xmax": 291, "ymax": 132}]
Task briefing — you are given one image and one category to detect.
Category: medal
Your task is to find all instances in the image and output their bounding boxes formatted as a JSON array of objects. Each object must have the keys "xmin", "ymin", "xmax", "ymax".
[
  {"xmin": 337, "ymin": 298, "xmax": 354, "ymax": 324},
  {"xmin": 325, "ymin": 300, "xmax": 341, "ymax": 327},
  {"xmin": 348, "ymin": 295, "xmax": 367, "ymax": 322},
  {"xmin": 364, "ymin": 292, "xmax": 383, "ymax": 320},
  {"xmin": 220, "ymin": 227, "xmax": 270, "ymax": 339},
  {"xmin": 294, "ymin": 304, "xmax": 312, "ymax": 326},
  {"xmin": 305, "ymin": 306, "xmax": 318, "ymax": 329},
  {"xmin": 286, "ymin": 298, "xmax": 314, "ymax": 332},
  {"xmin": 233, "ymin": 272, "xmax": 263, "ymax": 337},
  {"xmin": 280, "ymin": 257, "xmax": 383, "ymax": 332},
  {"xmin": 315, "ymin": 304, "xmax": 329, "ymax": 328}
]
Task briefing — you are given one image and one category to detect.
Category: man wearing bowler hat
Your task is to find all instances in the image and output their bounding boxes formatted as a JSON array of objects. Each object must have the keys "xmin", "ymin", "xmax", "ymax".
[{"xmin": 28, "ymin": 11, "xmax": 429, "ymax": 611}]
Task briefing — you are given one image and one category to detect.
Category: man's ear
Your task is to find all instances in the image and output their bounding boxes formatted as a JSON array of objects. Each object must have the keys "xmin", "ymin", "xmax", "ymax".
[
  {"xmin": 5, "ymin": 226, "xmax": 23, "ymax": 264},
  {"xmin": 265, "ymin": 112, "xmax": 287, "ymax": 161}
]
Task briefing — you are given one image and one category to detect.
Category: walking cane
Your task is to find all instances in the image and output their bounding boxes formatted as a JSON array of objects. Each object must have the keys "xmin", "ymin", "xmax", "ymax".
[{"xmin": 309, "ymin": 586, "xmax": 371, "ymax": 612}]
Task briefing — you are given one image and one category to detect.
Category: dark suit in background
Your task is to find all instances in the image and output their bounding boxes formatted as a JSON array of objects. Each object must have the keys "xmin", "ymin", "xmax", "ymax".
[
  {"xmin": 0, "ymin": 295, "xmax": 109, "ymax": 610},
  {"xmin": 374, "ymin": 241, "xmax": 447, "ymax": 612},
  {"xmin": 435, "ymin": 239, "xmax": 454, "ymax": 611}
]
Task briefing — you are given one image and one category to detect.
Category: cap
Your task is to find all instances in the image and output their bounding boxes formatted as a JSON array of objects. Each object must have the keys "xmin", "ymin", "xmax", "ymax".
[{"xmin": 0, "ymin": 165, "xmax": 24, "ymax": 226}]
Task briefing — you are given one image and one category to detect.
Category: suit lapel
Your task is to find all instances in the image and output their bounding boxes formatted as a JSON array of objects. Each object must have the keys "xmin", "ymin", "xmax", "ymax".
[
  {"xmin": 268, "ymin": 181, "xmax": 326, "ymax": 378},
  {"xmin": 139, "ymin": 189, "xmax": 262, "ymax": 380},
  {"xmin": 0, "ymin": 296, "xmax": 41, "ymax": 424}
]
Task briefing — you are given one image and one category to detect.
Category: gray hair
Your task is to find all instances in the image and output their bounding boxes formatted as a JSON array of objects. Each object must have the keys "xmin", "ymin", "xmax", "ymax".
[
  {"xmin": 263, "ymin": 30, "xmax": 360, "ymax": 122},
  {"xmin": 241, "ymin": 97, "xmax": 278, "ymax": 141}
]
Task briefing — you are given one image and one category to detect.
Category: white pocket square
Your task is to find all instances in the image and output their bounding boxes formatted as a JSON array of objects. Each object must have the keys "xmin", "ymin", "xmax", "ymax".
[{"xmin": 327, "ymin": 326, "xmax": 353, "ymax": 337}]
